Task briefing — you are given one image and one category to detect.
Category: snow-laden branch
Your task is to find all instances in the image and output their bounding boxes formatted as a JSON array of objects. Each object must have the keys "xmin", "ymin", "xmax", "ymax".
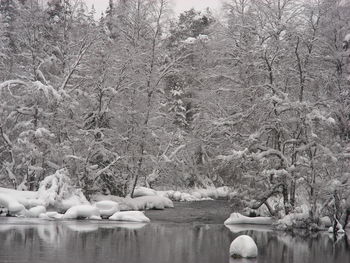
[
  {"xmin": 0, "ymin": 126, "xmax": 13, "ymax": 148},
  {"xmin": 0, "ymin": 80, "xmax": 28, "ymax": 90},
  {"xmin": 92, "ymin": 156, "xmax": 121, "ymax": 181},
  {"xmin": 254, "ymin": 146, "xmax": 290, "ymax": 167},
  {"xmin": 59, "ymin": 36, "xmax": 97, "ymax": 91},
  {"xmin": 161, "ymin": 144, "xmax": 186, "ymax": 162},
  {"xmin": 217, "ymin": 148, "xmax": 248, "ymax": 162}
]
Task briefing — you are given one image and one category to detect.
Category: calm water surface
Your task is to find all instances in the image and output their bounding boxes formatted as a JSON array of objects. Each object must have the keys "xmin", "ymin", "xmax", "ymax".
[{"xmin": 0, "ymin": 218, "xmax": 349, "ymax": 263}]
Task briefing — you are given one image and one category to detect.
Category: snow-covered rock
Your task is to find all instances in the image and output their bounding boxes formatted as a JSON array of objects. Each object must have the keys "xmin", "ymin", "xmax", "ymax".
[
  {"xmin": 0, "ymin": 193, "xmax": 25, "ymax": 214},
  {"xmin": 229, "ymin": 235, "xmax": 258, "ymax": 258},
  {"xmin": 28, "ymin": 206, "xmax": 46, "ymax": 217},
  {"xmin": 109, "ymin": 211, "xmax": 150, "ymax": 223},
  {"xmin": 0, "ymin": 187, "xmax": 43, "ymax": 208},
  {"xmin": 93, "ymin": 200, "xmax": 119, "ymax": 218},
  {"xmin": 133, "ymin": 187, "xmax": 157, "ymax": 198},
  {"xmin": 224, "ymin": 213, "xmax": 272, "ymax": 225},
  {"xmin": 58, "ymin": 194, "xmax": 90, "ymax": 212},
  {"xmin": 63, "ymin": 205, "xmax": 100, "ymax": 219},
  {"xmin": 328, "ymin": 226, "xmax": 334, "ymax": 233},
  {"xmin": 173, "ymin": 191, "xmax": 182, "ymax": 201}
]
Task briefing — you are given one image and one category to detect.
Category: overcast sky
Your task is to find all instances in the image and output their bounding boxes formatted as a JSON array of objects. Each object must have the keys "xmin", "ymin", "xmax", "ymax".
[{"xmin": 84, "ymin": 0, "xmax": 222, "ymax": 17}]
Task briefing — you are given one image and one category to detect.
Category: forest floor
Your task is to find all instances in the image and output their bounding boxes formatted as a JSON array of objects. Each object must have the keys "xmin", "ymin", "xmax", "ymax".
[{"xmin": 145, "ymin": 200, "xmax": 232, "ymax": 224}]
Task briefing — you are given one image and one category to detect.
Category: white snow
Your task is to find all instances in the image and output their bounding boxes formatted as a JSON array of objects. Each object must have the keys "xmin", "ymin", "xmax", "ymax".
[
  {"xmin": 198, "ymin": 34, "xmax": 209, "ymax": 41},
  {"xmin": 319, "ymin": 216, "xmax": 332, "ymax": 227},
  {"xmin": 277, "ymin": 208, "xmax": 309, "ymax": 229},
  {"xmin": 217, "ymin": 186, "xmax": 231, "ymax": 198},
  {"xmin": 28, "ymin": 206, "xmax": 46, "ymax": 217},
  {"xmin": 93, "ymin": 200, "xmax": 119, "ymax": 218},
  {"xmin": 182, "ymin": 37, "xmax": 196, "ymax": 44},
  {"xmin": 229, "ymin": 235, "xmax": 258, "ymax": 258},
  {"xmin": 63, "ymin": 205, "xmax": 100, "ymax": 219},
  {"xmin": 224, "ymin": 213, "xmax": 272, "ymax": 225},
  {"xmin": 344, "ymin": 33, "xmax": 350, "ymax": 42},
  {"xmin": 0, "ymin": 187, "xmax": 43, "ymax": 208},
  {"xmin": 0, "ymin": 193, "xmax": 25, "ymax": 214},
  {"xmin": 130, "ymin": 186, "xmax": 233, "ymax": 203},
  {"xmin": 173, "ymin": 191, "xmax": 182, "ymax": 201},
  {"xmin": 133, "ymin": 187, "xmax": 157, "ymax": 197},
  {"xmin": 125, "ymin": 196, "xmax": 174, "ymax": 210},
  {"xmin": 37, "ymin": 169, "xmax": 89, "ymax": 211},
  {"xmin": 109, "ymin": 211, "xmax": 150, "ymax": 223}
]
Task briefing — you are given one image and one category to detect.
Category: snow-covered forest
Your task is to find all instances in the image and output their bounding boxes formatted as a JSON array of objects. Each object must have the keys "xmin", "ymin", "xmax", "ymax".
[{"xmin": 0, "ymin": 0, "xmax": 350, "ymax": 227}]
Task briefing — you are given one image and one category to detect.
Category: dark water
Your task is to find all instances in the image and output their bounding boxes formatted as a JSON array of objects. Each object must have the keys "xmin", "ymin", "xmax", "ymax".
[{"xmin": 0, "ymin": 218, "xmax": 349, "ymax": 263}]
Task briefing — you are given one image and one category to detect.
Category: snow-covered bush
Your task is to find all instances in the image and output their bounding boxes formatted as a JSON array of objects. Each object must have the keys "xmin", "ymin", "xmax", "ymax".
[{"xmin": 37, "ymin": 169, "xmax": 89, "ymax": 212}]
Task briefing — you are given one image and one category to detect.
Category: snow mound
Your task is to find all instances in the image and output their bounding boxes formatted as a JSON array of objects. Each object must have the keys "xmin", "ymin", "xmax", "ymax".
[
  {"xmin": 0, "ymin": 193, "xmax": 25, "ymax": 214},
  {"xmin": 63, "ymin": 205, "xmax": 100, "ymax": 219},
  {"xmin": 109, "ymin": 211, "xmax": 150, "ymax": 222},
  {"xmin": 173, "ymin": 191, "xmax": 182, "ymax": 201},
  {"xmin": 224, "ymin": 213, "xmax": 272, "ymax": 225},
  {"xmin": 28, "ymin": 206, "xmax": 46, "ymax": 217},
  {"xmin": 0, "ymin": 187, "xmax": 43, "ymax": 208},
  {"xmin": 230, "ymin": 235, "xmax": 258, "ymax": 258},
  {"xmin": 133, "ymin": 187, "xmax": 157, "ymax": 197},
  {"xmin": 125, "ymin": 196, "xmax": 174, "ymax": 210},
  {"xmin": 93, "ymin": 200, "xmax": 119, "ymax": 218}
]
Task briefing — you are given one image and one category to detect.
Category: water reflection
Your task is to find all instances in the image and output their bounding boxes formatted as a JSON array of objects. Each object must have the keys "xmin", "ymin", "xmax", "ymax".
[{"xmin": 0, "ymin": 218, "xmax": 349, "ymax": 263}]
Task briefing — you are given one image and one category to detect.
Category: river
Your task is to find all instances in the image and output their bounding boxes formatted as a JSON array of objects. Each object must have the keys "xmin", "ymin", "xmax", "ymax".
[{"xmin": 0, "ymin": 200, "xmax": 349, "ymax": 263}]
